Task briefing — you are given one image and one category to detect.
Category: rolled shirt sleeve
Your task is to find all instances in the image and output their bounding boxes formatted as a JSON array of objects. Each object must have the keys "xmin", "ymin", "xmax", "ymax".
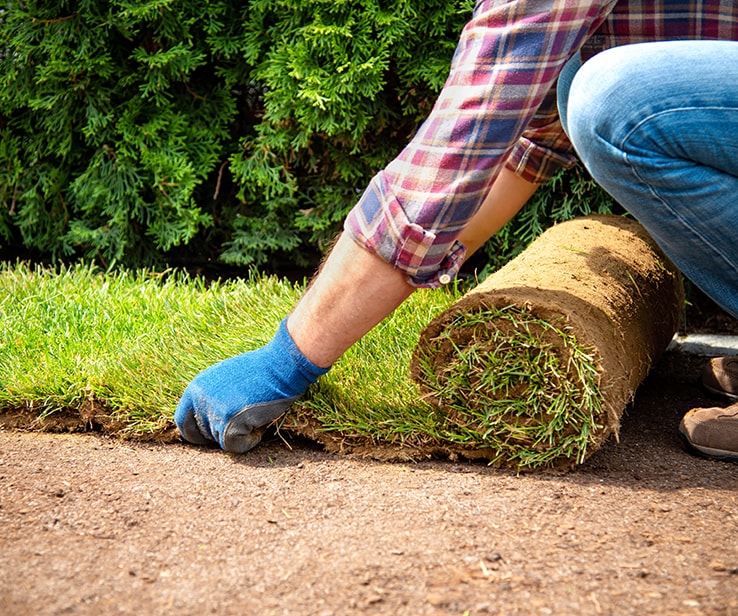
[{"xmin": 504, "ymin": 84, "xmax": 578, "ymax": 184}]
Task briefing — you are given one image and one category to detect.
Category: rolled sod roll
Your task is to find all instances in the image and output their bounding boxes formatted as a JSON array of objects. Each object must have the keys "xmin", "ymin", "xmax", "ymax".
[{"xmin": 410, "ymin": 215, "xmax": 684, "ymax": 470}]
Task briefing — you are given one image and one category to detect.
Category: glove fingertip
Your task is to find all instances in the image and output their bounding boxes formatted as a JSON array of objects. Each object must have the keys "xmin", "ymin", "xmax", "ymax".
[
  {"xmin": 174, "ymin": 391, "xmax": 213, "ymax": 446},
  {"xmin": 179, "ymin": 412, "xmax": 214, "ymax": 446}
]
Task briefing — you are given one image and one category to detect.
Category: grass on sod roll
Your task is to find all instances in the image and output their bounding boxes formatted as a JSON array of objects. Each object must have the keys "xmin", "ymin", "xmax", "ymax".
[
  {"xmin": 1, "ymin": 263, "xmax": 602, "ymax": 468},
  {"xmin": 412, "ymin": 306, "xmax": 603, "ymax": 467}
]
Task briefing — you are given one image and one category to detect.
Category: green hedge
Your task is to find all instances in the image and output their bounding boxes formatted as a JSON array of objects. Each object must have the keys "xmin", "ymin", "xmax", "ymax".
[{"xmin": 0, "ymin": 0, "xmax": 615, "ymax": 272}]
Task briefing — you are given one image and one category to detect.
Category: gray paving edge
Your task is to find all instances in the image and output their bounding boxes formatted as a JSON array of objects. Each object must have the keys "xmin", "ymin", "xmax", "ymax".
[
  {"xmin": 654, "ymin": 334, "xmax": 738, "ymax": 382},
  {"xmin": 667, "ymin": 334, "xmax": 738, "ymax": 357}
]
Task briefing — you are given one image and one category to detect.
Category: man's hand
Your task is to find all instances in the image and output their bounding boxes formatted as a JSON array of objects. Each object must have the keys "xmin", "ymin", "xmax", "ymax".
[{"xmin": 174, "ymin": 318, "xmax": 330, "ymax": 453}]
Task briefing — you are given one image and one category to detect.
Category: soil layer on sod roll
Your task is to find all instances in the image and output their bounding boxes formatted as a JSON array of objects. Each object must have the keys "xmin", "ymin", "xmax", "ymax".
[{"xmin": 410, "ymin": 215, "xmax": 684, "ymax": 470}]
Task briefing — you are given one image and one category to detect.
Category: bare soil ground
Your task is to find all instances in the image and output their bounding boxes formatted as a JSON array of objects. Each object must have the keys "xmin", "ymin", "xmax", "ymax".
[{"xmin": 1, "ymin": 348, "xmax": 737, "ymax": 616}]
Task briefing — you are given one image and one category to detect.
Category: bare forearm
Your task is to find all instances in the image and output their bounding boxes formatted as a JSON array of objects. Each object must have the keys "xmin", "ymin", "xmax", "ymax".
[
  {"xmin": 458, "ymin": 169, "xmax": 540, "ymax": 258},
  {"xmin": 287, "ymin": 233, "xmax": 414, "ymax": 368}
]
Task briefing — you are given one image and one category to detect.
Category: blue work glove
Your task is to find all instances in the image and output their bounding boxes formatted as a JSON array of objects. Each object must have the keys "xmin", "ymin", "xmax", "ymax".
[{"xmin": 175, "ymin": 318, "xmax": 330, "ymax": 453}]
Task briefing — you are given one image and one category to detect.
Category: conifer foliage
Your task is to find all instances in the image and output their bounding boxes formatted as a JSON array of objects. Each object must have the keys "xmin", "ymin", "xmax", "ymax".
[
  {"xmin": 0, "ymin": 1, "xmax": 612, "ymax": 270},
  {"xmin": 0, "ymin": 0, "xmax": 473, "ymax": 267}
]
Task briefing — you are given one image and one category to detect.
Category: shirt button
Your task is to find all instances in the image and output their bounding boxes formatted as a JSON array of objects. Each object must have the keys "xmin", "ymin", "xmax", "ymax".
[{"xmin": 439, "ymin": 274, "xmax": 452, "ymax": 285}]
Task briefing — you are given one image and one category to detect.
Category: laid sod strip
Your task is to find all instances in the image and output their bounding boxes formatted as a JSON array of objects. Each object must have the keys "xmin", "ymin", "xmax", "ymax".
[
  {"xmin": 411, "ymin": 215, "xmax": 685, "ymax": 470},
  {"xmin": 283, "ymin": 292, "xmax": 463, "ymax": 457},
  {"xmin": 0, "ymin": 262, "xmax": 459, "ymax": 445},
  {"xmin": 0, "ymin": 263, "xmax": 303, "ymax": 436}
]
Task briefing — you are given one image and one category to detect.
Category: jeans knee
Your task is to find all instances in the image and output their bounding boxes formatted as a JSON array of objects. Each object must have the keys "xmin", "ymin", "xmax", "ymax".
[{"xmin": 566, "ymin": 43, "xmax": 703, "ymax": 164}]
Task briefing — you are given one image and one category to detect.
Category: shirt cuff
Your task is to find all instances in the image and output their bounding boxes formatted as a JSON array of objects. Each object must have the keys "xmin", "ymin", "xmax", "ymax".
[{"xmin": 344, "ymin": 172, "xmax": 467, "ymax": 289}]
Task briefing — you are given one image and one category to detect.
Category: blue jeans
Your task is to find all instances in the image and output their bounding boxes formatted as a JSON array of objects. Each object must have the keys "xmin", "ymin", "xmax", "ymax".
[{"xmin": 558, "ymin": 41, "xmax": 738, "ymax": 320}]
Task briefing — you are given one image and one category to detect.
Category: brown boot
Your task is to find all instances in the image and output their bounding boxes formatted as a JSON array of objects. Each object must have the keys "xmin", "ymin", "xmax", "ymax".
[
  {"xmin": 678, "ymin": 402, "xmax": 738, "ymax": 463},
  {"xmin": 700, "ymin": 356, "xmax": 738, "ymax": 401}
]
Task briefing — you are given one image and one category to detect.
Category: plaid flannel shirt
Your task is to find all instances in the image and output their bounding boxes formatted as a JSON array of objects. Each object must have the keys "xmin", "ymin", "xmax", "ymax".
[{"xmin": 344, "ymin": 0, "xmax": 738, "ymax": 287}]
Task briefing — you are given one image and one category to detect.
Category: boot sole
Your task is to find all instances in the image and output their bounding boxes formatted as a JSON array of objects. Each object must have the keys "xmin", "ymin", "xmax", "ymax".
[{"xmin": 678, "ymin": 430, "xmax": 738, "ymax": 463}]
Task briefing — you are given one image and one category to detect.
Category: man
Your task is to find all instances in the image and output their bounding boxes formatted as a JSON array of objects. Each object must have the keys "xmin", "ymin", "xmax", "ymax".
[{"xmin": 175, "ymin": 1, "xmax": 738, "ymax": 462}]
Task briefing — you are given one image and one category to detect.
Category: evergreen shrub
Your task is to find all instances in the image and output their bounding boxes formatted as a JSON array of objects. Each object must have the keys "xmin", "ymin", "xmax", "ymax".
[{"xmin": 0, "ymin": 0, "xmax": 615, "ymax": 273}]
